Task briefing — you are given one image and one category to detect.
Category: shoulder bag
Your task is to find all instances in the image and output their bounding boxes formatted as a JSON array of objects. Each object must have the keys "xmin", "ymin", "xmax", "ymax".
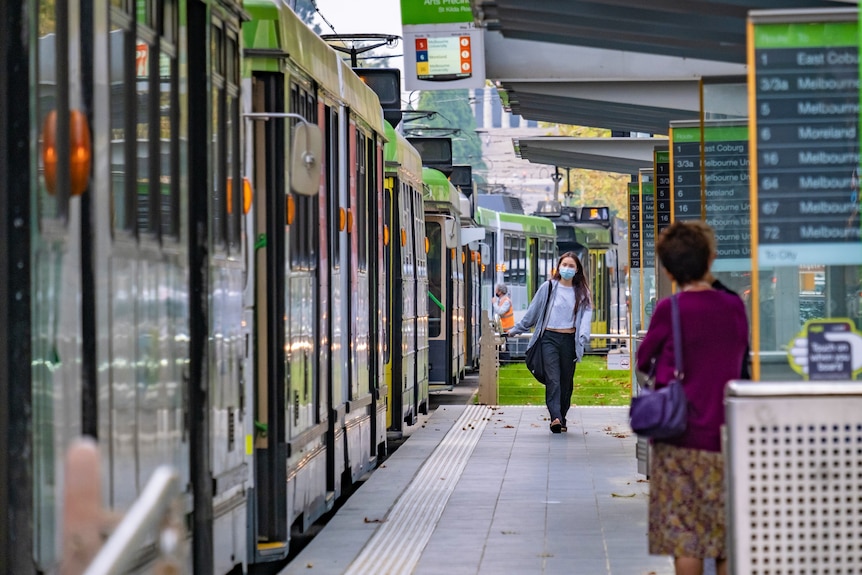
[
  {"xmin": 629, "ymin": 294, "xmax": 688, "ymax": 439},
  {"xmin": 524, "ymin": 281, "xmax": 553, "ymax": 385}
]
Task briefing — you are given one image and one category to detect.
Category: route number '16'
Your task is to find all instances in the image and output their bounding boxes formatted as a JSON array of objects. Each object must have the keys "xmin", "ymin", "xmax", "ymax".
[{"xmin": 761, "ymin": 151, "xmax": 779, "ymax": 166}]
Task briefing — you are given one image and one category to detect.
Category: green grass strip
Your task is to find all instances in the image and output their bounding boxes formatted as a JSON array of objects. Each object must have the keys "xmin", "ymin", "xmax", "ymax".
[{"xmin": 496, "ymin": 355, "xmax": 632, "ymax": 407}]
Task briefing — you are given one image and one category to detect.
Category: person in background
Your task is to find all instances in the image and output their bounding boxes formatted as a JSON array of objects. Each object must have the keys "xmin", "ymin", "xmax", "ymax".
[
  {"xmin": 507, "ymin": 252, "xmax": 592, "ymax": 434},
  {"xmin": 636, "ymin": 221, "xmax": 749, "ymax": 575},
  {"xmin": 492, "ymin": 284, "xmax": 514, "ymax": 334}
]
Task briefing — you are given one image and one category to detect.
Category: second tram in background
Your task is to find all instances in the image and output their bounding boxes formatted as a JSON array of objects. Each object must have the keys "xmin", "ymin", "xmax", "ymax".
[{"xmin": 474, "ymin": 205, "xmax": 558, "ymax": 359}]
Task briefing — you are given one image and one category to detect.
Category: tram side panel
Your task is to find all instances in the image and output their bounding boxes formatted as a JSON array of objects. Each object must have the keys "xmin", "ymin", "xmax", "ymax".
[
  {"xmin": 374, "ymin": 142, "xmax": 388, "ymax": 453},
  {"xmin": 384, "ymin": 173, "xmax": 419, "ymax": 430},
  {"xmin": 27, "ymin": 0, "xmax": 249, "ymax": 572},
  {"xmin": 343, "ymin": 117, "xmax": 379, "ymax": 484},
  {"xmin": 286, "ymin": 84, "xmax": 328, "ymax": 534},
  {"xmin": 413, "ymin": 191, "xmax": 430, "ymax": 412},
  {"xmin": 32, "ymin": 16, "xmax": 86, "ymax": 570}
]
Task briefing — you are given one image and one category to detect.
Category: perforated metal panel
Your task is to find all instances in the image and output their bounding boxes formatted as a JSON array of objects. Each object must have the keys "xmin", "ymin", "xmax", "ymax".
[{"xmin": 725, "ymin": 382, "xmax": 862, "ymax": 575}]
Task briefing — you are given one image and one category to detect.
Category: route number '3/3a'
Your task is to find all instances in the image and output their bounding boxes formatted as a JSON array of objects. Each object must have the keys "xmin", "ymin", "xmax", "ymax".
[{"xmin": 759, "ymin": 77, "xmax": 789, "ymax": 91}]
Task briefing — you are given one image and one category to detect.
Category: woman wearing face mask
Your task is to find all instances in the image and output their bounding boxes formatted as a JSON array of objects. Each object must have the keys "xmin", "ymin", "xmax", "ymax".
[{"xmin": 507, "ymin": 252, "xmax": 593, "ymax": 433}]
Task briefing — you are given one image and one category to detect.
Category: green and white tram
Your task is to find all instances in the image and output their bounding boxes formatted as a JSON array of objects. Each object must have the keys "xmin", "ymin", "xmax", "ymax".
[
  {"xmin": 423, "ymin": 168, "xmax": 467, "ymax": 388},
  {"xmin": 243, "ymin": 1, "xmax": 388, "ymax": 564},
  {"xmin": 475, "ymin": 206, "xmax": 557, "ymax": 357},
  {"xmin": 383, "ymin": 122, "xmax": 430, "ymax": 431}
]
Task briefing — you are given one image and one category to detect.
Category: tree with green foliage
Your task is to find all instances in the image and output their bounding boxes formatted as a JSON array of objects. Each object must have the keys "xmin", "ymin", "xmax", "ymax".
[
  {"xmin": 541, "ymin": 123, "xmax": 642, "ymax": 221},
  {"xmin": 414, "ymin": 89, "xmax": 486, "ymax": 176},
  {"xmin": 293, "ymin": 0, "xmax": 322, "ymax": 34}
]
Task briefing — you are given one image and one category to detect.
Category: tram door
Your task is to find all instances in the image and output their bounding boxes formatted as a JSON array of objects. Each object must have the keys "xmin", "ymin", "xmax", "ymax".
[
  {"xmin": 31, "ymin": 4, "xmax": 87, "ymax": 569},
  {"xmin": 590, "ymin": 250, "xmax": 608, "ymax": 349},
  {"xmin": 250, "ymin": 72, "xmax": 289, "ymax": 555}
]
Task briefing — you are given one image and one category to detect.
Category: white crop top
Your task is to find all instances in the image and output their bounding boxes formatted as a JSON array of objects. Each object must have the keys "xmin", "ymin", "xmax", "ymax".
[{"xmin": 546, "ymin": 285, "xmax": 576, "ymax": 329}]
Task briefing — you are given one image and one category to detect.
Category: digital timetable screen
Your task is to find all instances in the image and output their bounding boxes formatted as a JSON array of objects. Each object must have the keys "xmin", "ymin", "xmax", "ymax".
[
  {"xmin": 750, "ymin": 17, "xmax": 862, "ymax": 266},
  {"xmin": 414, "ymin": 35, "xmax": 473, "ymax": 82}
]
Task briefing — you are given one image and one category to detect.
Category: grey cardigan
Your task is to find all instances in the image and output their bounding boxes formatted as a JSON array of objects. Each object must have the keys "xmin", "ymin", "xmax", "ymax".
[{"xmin": 508, "ymin": 280, "xmax": 593, "ymax": 361}]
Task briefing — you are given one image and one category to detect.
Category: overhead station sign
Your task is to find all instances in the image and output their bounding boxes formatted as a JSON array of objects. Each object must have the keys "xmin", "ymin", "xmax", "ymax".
[
  {"xmin": 401, "ymin": 0, "xmax": 485, "ymax": 90},
  {"xmin": 750, "ymin": 12, "xmax": 862, "ymax": 266}
]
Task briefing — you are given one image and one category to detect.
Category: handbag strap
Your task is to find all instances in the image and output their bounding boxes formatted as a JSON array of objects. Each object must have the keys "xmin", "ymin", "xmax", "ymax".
[
  {"xmin": 670, "ymin": 294, "xmax": 684, "ymax": 380},
  {"xmin": 536, "ymin": 281, "xmax": 553, "ymax": 337}
]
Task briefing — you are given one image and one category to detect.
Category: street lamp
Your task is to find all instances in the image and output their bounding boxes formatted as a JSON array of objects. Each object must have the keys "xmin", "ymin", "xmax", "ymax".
[{"xmin": 551, "ymin": 167, "xmax": 563, "ymax": 202}]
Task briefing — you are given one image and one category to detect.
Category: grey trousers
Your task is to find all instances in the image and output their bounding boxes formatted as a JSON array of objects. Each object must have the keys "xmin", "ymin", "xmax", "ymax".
[{"xmin": 541, "ymin": 330, "xmax": 577, "ymax": 423}]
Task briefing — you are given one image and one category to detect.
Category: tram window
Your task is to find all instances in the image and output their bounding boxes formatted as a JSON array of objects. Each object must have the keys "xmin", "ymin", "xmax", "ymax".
[
  {"xmin": 289, "ymin": 83, "xmax": 319, "ymax": 270},
  {"xmin": 225, "ymin": 92, "xmax": 239, "ymax": 249},
  {"xmin": 519, "ymin": 236, "xmax": 527, "ymax": 285},
  {"xmin": 37, "ymin": 3, "xmax": 62, "ymax": 220},
  {"xmin": 503, "ymin": 234, "xmax": 513, "ymax": 284},
  {"xmin": 400, "ymin": 183, "xmax": 413, "ymax": 270},
  {"xmin": 161, "ymin": 0, "xmax": 177, "ymax": 42},
  {"xmin": 427, "ymin": 222, "xmax": 443, "ymax": 338},
  {"xmin": 108, "ymin": 24, "xmax": 135, "ymax": 232},
  {"xmin": 326, "ymin": 107, "xmax": 340, "ymax": 268},
  {"xmin": 137, "ymin": 0, "xmax": 154, "ymax": 27},
  {"xmin": 366, "ymin": 135, "xmax": 377, "ymax": 268},
  {"xmin": 158, "ymin": 49, "xmax": 179, "ymax": 239},
  {"xmin": 383, "ymin": 187, "xmax": 392, "ymax": 365},
  {"xmin": 225, "ymin": 35, "xmax": 241, "ymax": 250},
  {"xmin": 136, "ymin": 36, "xmax": 160, "ymax": 236},
  {"xmin": 542, "ymin": 239, "xmax": 554, "ymax": 280},
  {"xmin": 356, "ymin": 131, "xmax": 368, "ymax": 270},
  {"xmin": 211, "ymin": 84, "xmax": 225, "ymax": 245},
  {"xmin": 412, "ymin": 190, "xmax": 425, "ymax": 286},
  {"xmin": 206, "ymin": 24, "xmax": 241, "ymax": 251}
]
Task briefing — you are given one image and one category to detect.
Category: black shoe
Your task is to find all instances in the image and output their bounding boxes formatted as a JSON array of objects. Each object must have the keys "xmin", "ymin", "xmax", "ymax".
[{"xmin": 550, "ymin": 419, "xmax": 562, "ymax": 433}]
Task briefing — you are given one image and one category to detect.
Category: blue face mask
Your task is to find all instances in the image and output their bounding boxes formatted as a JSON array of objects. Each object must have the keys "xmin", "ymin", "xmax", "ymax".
[{"xmin": 559, "ymin": 268, "xmax": 576, "ymax": 280}]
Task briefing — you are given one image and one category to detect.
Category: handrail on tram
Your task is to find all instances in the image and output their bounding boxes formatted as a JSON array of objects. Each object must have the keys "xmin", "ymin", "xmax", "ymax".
[
  {"xmin": 84, "ymin": 466, "xmax": 183, "ymax": 575},
  {"xmin": 503, "ymin": 331, "xmax": 634, "ymax": 348}
]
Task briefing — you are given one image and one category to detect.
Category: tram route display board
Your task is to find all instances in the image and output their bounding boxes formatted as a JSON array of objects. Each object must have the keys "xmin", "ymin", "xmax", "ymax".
[
  {"xmin": 641, "ymin": 179, "xmax": 656, "ymax": 269},
  {"xmin": 629, "ymin": 181, "xmax": 640, "ymax": 270},
  {"xmin": 750, "ymin": 14, "xmax": 862, "ymax": 266},
  {"xmin": 703, "ymin": 124, "xmax": 750, "ymax": 264},
  {"xmin": 669, "ymin": 125, "xmax": 704, "ymax": 223},
  {"xmin": 654, "ymin": 147, "xmax": 671, "ymax": 238},
  {"xmin": 669, "ymin": 122, "xmax": 751, "ymax": 267}
]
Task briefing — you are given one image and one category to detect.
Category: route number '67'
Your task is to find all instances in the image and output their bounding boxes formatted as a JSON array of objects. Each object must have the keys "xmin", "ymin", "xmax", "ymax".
[{"xmin": 762, "ymin": 201, "xmax": 780, "ymax": 215}]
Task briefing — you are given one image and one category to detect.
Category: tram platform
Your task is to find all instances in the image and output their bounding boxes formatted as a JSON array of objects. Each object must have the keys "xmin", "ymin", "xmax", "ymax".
[{"xmin": 279, "ymin": 402, "xmax": 679, "ymax": 575}]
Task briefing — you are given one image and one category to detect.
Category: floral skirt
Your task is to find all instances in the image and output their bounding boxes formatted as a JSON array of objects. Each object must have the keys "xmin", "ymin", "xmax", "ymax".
[{"xmin": 648, "ymin": 442, "xmax": 726, "ymax": 559}]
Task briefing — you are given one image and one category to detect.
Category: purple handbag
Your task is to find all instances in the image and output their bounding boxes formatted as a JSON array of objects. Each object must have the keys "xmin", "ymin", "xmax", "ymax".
[{"xmin": 629, "ymin": 295, "xmax": 688, "ymax": 439}]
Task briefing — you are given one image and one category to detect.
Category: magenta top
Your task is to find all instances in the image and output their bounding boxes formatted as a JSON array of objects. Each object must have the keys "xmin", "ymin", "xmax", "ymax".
[{"xmin": 636, "ymin": 290, "xmax": 749, "ymax": 452}]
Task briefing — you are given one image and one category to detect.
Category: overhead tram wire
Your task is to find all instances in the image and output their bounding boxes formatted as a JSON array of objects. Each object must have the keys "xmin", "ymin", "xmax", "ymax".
[{"xmin": 310, "ymin": 0, "xmax": 338, "ymax": 35}]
